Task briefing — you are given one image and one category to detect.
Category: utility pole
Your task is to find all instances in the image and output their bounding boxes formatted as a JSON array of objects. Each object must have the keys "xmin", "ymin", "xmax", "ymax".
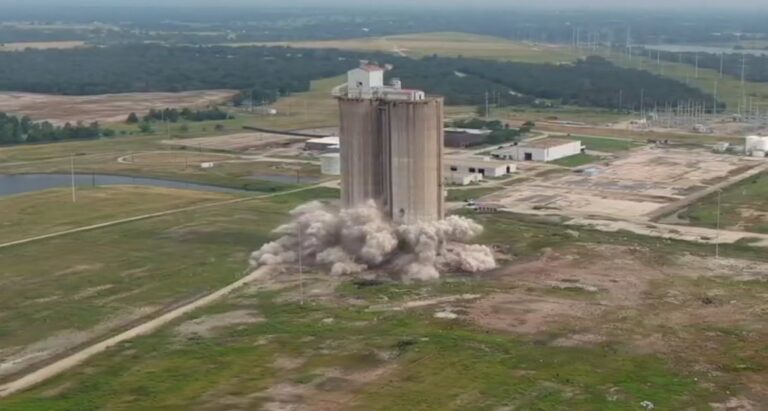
[
  {"xmin": 719, "ymin": 53, "xmax": 724, "ymax": 79},
  {"xmin": 715, "ymin": 189, "xmax": 721, "ymax": 259},
  {"xmin": 695, "ymin": 53, "xmax": 699, "ymax": 79},
  {"xmin": 70, "ymin": 154, "xmax": 76, "ymax": 203},
  {"xmin": 297, "ymin": 225, "xmax": 305, "ymax": 305},
  {"xmin": 484, "ymin": 91, "xmax": 490, "ymax": 118},
  {"xmin": 713, "ymin": 80, "xmax": 719, "ymax": 116}
]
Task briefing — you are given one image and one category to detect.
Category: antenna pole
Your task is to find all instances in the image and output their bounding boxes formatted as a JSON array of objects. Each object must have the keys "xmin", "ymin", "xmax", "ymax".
[
  {"xmin": 70, "ymin": 154, "xmax": 76, "ymax": 203},
  {"xmin": 297, "ymin": 225, "xmax": 304, "ymax": 305}
]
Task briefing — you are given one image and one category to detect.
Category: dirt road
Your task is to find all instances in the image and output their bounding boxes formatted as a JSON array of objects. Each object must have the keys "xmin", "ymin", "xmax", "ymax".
[{"xmin": 0, "ymin": 266, "xmax": 274, "ymax": 398}]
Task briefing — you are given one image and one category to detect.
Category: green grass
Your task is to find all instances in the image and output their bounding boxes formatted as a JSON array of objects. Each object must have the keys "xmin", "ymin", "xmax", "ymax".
[
  {"xmin": 0, "ymin": 282, "xmax": 714, "ymax": 410},
  {"xmin": 604, "ymin": 51, "xmax": 768, "ymax": 110},
  {"xmin": 472, "ymin": 211, "xmax": 768, "ymax": 262},
  {"xmin": 551, "ymin": 153, "xmax": 601, "ymax": 168},
  {"xmin": 0, "ymin": 187, "xmax": 339, "ymax": 361},
  {"xmin": 678, "ymin": 172, "xmax": 768, "ymax": 233},
  {"xmin": 0, "ymin": 186, "xmax": 238, "ymax": 244},
  {"xmin": 445, "ymin": 186, "xmax": 501, "ymax": 202},
  {"xmin": 255, "ymin": 32, "xmax": 577, "ymax": 64},
  {"xmin": 567, "ymin": 135, "xmax": 641, "ymax": 153}
]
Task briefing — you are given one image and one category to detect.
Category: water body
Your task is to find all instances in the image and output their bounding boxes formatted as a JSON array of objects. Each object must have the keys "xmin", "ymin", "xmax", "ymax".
[
  {"xmin": 0, "ymin": 174, "xmax": 256, "ymax": 197},
  {"xmin": 643, "ymin": 44, "xmax": 768, "ymax": 56}
]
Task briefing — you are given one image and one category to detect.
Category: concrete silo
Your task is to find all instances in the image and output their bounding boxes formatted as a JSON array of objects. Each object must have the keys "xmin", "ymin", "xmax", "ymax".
[{"xmin": 333, "ymin": 65, "xmax": 444, "ymax": 224}]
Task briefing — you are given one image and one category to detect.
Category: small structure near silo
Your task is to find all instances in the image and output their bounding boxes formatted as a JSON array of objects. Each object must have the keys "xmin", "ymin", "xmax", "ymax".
[
  {"xmin": 444, "ymin": 128, "xmax": 492, "ymax": 148},
  {"xmin": 319, "ymin": 153, "xmax": 341, "ymax": 175},
  {"xmin": 304, "ymin": 136, "xmax": 340, "ymax": 152},
  {"xmin": 745, "ymin": 135, "xmax": 768, "ymax": 157},
  {"xmin": 713, "ymin": 142, "xmax": 730, "ymax": 153},
  {"xmin": 491, "ymin": 138, "xmax": 582, "ymax": 162},
  {"xmin": 444, "ymin": 156, "xmax": 515, "ymax": 186}
]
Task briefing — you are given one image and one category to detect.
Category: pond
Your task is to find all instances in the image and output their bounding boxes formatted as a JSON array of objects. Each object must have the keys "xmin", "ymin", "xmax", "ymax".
[{"xmin": 0, "ymin": 174, "xmax": 256, "ymax": 197}]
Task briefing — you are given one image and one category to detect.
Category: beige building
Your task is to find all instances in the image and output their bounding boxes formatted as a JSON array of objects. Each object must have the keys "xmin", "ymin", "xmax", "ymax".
[{"xmin": 492, "ymin": 139, "xmax": 582, "ymax": 162}]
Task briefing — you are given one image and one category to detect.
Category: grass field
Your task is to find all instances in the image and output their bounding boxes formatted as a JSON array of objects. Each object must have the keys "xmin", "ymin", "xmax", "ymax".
[
  {"xmin": 605, "ymin": 52, "xmax": 768, "ymax": 110},
  {"xmin": 493, "ymin": 106, "xmax": 632, "ymax": 126},
  {"xmin": 0, "ymin": 187, "xmax": 339, "ymax": 379},
  {"xmin": 445, "ymin": 186, "xmax": 501, "ymax": 202},
  {"xmin": 567, "ymin": 135, "xmax": 641, "ymax": 153},
  {"xmin": 551, "ymin": 153, "xmax": 602, "ymax": 167},
  {"xmin": 0, "ymin": 186, "xmax": 237, "ymax": 244},
  {"xmin": 3, "ymin": 212, "xmax": 767, "ymax": 409},
  {"xmin": 252, "ymin": 32, "xmax": 576, "ymax": 64},
  {"xmin": 678, "ymin": 171, "xmax": 768, "ymax": 233}
]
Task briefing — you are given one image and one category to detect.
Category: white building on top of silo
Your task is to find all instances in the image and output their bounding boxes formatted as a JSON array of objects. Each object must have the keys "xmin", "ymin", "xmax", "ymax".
[{"xmin": 332, "ymin": 64, "xmax": 425, "ymax": 101}]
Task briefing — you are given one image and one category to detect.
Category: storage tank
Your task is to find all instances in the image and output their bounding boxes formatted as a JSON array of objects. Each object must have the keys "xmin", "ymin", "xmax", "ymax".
[
  {"xmin": 387, "ymin": 98, "xmax": 445, "ymax": 224},
  {"xmin": 745, "ymin": 135, "xmax": 761, "ymax": 153},
  {"xmin": 320, "ymin": 153, "xmax": 341, "ymax": 175},
  {"xmin": 756, "ymin": 137, "xmax": 768, "ymax": 152},
  {"xmin": 338, "ymin": 98, "xmax": 389, "ymax": 209}
]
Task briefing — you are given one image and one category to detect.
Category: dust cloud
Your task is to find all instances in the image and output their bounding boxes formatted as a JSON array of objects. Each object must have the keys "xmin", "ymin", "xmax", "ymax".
[{"xmin": 249, "ymin": 200, "xmax": 496, "ymax": 280}]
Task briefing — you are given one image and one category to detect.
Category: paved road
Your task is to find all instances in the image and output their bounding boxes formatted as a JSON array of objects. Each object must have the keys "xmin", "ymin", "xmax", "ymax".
[{"xmin": 0, "ymin": 266, "xmax": 274, "ymax": 398}]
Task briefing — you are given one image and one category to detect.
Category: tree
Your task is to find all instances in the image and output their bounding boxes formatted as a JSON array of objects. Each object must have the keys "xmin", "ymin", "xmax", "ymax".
[
  {"xmin": 138, "ymin": 122, "xmax": 153, "ymax": 134},
  {"xmin": 126, "ymin": 112, "xmax": 139, "ymax": 124}
]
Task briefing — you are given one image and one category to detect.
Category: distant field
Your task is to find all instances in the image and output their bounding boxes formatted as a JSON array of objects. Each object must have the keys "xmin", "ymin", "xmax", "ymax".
[
  {"xmin": 551, "ymin": 153, "xmax": 602, "ymax": 167},
  {"xmin": 0, "ymin": 90, "xmax": 236, "ymax": 124},
  {"xmin": 605, "ymin": 52, "xmax": 768, "ymax": 110},
  {"xmin": 0, "ymin": 187, "xmax": 339, "ymax": 380},
  {"xmin": 492, "ymin": 106, "xmax": 632, "ymax": 126},
  {"xmin": 565, "ymin": 135, "xmax": 641, "ymax": 153},
  {"xmin": 677, "ymin": 171, "xmax": 768, "ymax": 233},
  {"xmin": 255, "ymin": 32, "xmax": 577, "ymax": 64},
  {"xmin": 0, "ymin": 186, "xmax": 237, "ymax": 244},
  {"xmin": 0, "ymin": 41, "xmax": 86, "ymax": 51}
]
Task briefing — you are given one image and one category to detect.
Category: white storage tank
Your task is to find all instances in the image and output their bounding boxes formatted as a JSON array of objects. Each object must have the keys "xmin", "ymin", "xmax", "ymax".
[
  {"xmin": 752, "ymin": 150, "xmax": 766, "ymax": 158},
  {"xmin": 320, "ymin": 153, "xmax": 340, "ymax": 175},
  {"xmin": 756, "ymin": 137, "xmax": 768, "ymax": 152},
  {"xmin": 745, "ymin": 135, "xmax": 761, "ymax": 153}
]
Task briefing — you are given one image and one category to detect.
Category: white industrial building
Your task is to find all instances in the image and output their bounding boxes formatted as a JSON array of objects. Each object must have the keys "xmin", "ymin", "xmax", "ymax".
[
  {"xmin": 304, "ymin": 136, "xmax": 340, "ymax": 152},
  {"xmin": 491, "ymin": 138, "xmax": 583, "ymax": 162},
  {"xmin": 319, "ymin": 153, "xmax": 341, "ymax": 175},
  {"xmin": 444, "ymin": 156, "xmax": 515, "ymax": 185},
  {"xmin": 745, "ymin": 135, "xmax": 768, "ymax": 157}
]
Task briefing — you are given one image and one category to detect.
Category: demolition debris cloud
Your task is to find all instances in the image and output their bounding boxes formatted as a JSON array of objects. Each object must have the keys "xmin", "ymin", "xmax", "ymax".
[{"xmin": 249, "ymin": 201, "xmax": 496, "ymax": 280}]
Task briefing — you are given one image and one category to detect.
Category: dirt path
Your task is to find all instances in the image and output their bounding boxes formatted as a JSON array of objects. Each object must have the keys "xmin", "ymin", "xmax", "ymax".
[
  {"xmin": 0, "ymin": 181, "xmax": 337, "ymax": 250},
  {"xmin": 0, "ymin": 266, "xmax": 275, "ymax": 398}
]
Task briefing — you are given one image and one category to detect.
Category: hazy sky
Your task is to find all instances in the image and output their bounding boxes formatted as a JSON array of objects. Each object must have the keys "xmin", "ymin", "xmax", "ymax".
[{"xmin": 4, "ymin": 0, "xmax": 767, "ymax": 11}]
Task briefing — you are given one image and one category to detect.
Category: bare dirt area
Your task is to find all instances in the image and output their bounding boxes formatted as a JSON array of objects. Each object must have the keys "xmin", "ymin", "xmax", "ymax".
[
  {"xmin": 489, "ymin": 147, "xmax": 763, "ymax": 220},
  {"xmin": 460, "ymin": 244, "xmax": 768, "ymax": 405},
  {"xmin": 0, "ymin": 41, "xmax": 87, "ymax": 51},
  {"xmin": 0, "ymin": 90, "xmax": 236, "ymax": 124},
  {"xmin": 162, "ymin": 132, "xmax": 304, "ymax": 152}
]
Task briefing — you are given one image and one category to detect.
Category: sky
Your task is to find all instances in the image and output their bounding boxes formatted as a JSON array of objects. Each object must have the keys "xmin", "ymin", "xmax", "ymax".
[{"xmin": 3, "ymin": 0, "xmax": 767, "ymax": 11}]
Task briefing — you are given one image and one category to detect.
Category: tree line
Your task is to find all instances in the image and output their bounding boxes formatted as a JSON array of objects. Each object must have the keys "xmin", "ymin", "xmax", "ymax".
[
  {"xmin": 0, "ymin": 112, "xmax": 114, "ymax": 146},
  {"xmin": 129, "ymin": 107, "xmax": 232, "ymax": 123},
  {"xmin": 0, "ymin": 44, "xmax": 715, "ymax": 111}
]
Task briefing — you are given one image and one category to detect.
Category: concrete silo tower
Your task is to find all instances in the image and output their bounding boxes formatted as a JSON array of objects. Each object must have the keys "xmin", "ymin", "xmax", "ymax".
[{"xmin": 333, "ymin": 64, "xmax": 444, "ymax": 224}]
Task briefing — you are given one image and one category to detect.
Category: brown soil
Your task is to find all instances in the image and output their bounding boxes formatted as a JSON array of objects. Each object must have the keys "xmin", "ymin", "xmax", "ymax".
[{"xmin": 0, "ymin": 90, "xmax": 235, "ymax": 124}]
